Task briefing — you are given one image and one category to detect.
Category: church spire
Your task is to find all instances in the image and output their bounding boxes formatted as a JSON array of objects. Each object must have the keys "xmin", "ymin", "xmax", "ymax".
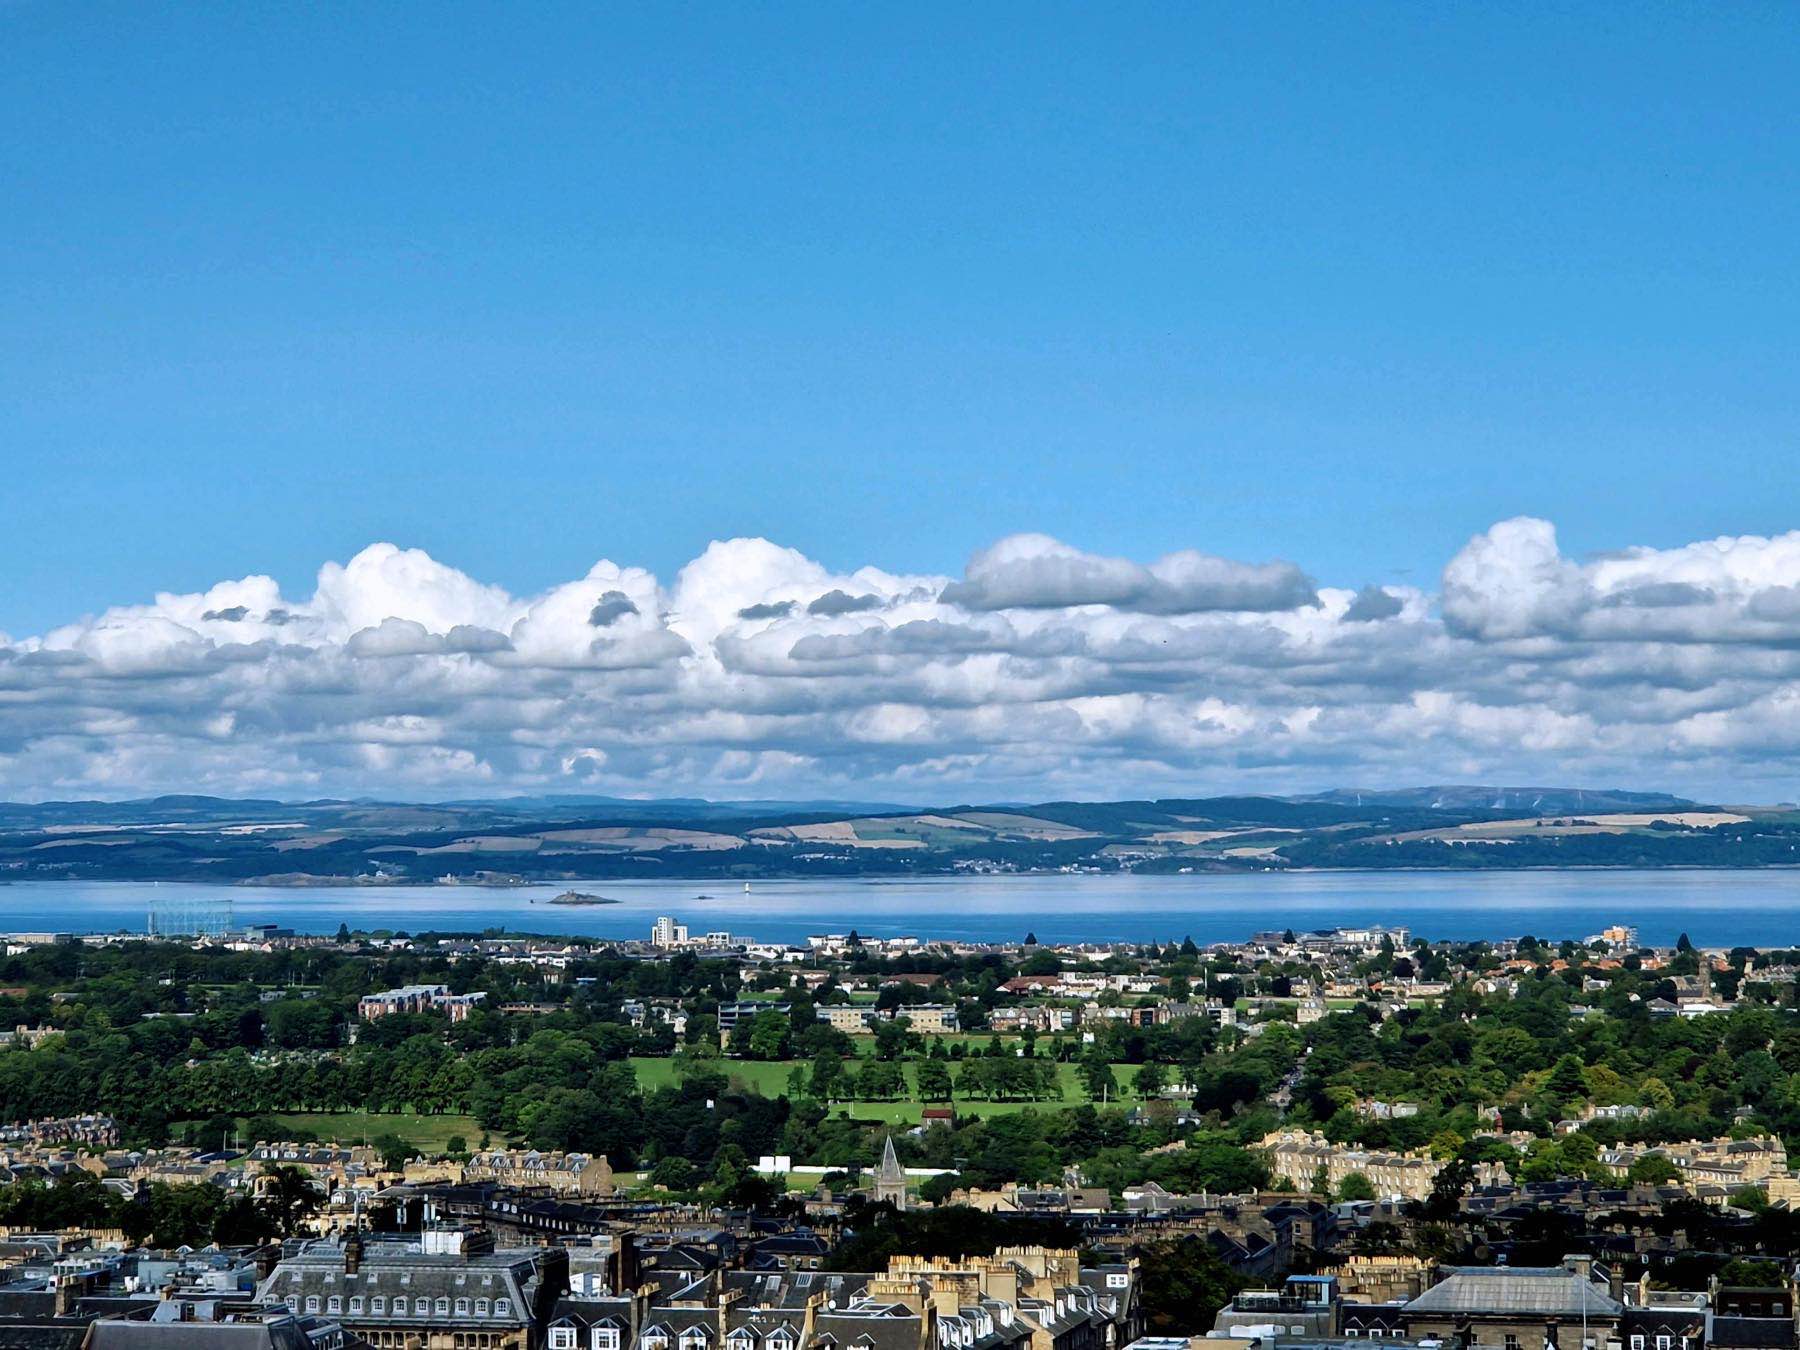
[{"xmin": 874, "ymin": 1134, "xmax": 908, "ymax": 1209}]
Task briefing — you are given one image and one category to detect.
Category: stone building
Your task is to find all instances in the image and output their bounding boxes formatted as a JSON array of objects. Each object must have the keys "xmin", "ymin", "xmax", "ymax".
[
  {"xmin": 543, "ymin": 1248, "xmax": 1139, "ymax": 1350},
  {"xmin": 1598, "ymin": 1136, "xmax": 1796, "ymax": 1197},
  {"xmin": 873, "ymin": 1137, "xmax": 908, "ymax": 1210},
  {"xmin": 461, "ymin": 1150, "xmax": 615, "ymax": 1199},
  {"xmin": 1398, "ymin": 1258, "xmax": 1624, "ymax": 1350},
  {"xmin": 257, "ymin": 1227, "xmax": 568, "ymax": 1350},
  {"xmin": 1257, "ymin": 1131, "xmax": 1445, "ymax": 1203}
]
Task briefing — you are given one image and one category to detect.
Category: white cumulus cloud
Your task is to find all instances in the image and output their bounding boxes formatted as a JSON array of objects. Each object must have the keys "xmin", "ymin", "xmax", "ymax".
[{"xmin": 3, "ymin": 520, "xmax": 1800, "ymax": 801}]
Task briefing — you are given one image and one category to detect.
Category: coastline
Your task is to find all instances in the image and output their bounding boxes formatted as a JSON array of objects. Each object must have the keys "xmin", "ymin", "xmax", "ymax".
[{"xmin": 10, "ymin": 859, "xmax": 1800, "ymax": 886}]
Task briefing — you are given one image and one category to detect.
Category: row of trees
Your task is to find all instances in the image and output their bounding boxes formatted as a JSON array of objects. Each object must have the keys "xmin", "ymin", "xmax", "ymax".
[{"xmin": 0, "ymin": 1164, "xmax": 319, "ymax": 1249}]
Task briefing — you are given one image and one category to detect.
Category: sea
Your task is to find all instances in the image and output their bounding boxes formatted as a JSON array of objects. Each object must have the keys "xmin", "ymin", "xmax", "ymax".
[{"xmin": 3, "ymin": 871, "xmax": 1800, "ymax": 947}]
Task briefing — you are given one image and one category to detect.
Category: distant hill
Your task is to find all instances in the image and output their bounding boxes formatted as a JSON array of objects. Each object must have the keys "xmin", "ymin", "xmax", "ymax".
[
  {"xmin": 1, "ymin": 785, "xmax": 1790, "ymax": 882},
  {"xmin": 1304, "ymin": 785, "xmax": 1704, "ymax": 814}
]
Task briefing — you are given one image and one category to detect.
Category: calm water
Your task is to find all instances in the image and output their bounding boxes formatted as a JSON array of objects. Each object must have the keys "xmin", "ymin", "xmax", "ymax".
[{"xmin": 3, "ymin": 871, "xmax": 1800, "ymax": 946}]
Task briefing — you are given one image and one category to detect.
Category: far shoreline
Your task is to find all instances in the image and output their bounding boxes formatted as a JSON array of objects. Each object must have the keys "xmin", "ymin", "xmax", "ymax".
[{"xmin": 12, "ymin": 860, "xmax": 1800, "ymax": 887}]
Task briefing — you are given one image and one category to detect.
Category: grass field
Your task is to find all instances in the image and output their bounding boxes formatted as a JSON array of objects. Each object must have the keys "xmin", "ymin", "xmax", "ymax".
[
  {"xmin": 626, "ymin": 1056, "xmax": 1141, "ymax": 1123},
  {"xmin": 208, "ymin": 1111, "xmax": 493, "ymax": 1153}
]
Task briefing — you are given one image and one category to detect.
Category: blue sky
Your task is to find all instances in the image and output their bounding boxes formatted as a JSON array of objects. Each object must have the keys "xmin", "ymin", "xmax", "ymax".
[
  {"xmin": 6, "ymin": 5, "xmax": 1800, "ymax": 801},
  {"xmin": 5, "ymin": 3, "xmax": 1796, "ymax": 638}
]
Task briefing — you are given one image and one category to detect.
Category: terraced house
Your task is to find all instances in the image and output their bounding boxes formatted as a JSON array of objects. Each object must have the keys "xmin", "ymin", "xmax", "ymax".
[
  {"xmin": 541, "ymin": 1248, "xmax": 1139, "ymax": 1350},
  {"xmin": 461, "ymin": 1149, "xmax": 616, "ymax": 1199},
  {"xmin": 1597, "ymin": 1137, "xmax": 1800, "ymax": 1200},
  {"xmin": 1257, "ymin": 1131, "xmax": 1445, "ymax": 1203}
]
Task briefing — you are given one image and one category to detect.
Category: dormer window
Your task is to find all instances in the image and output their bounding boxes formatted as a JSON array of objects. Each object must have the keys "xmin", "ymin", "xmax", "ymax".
[{"xmin": 680, "ymin": 1328, "xmax": 710, "ymax": 1350}]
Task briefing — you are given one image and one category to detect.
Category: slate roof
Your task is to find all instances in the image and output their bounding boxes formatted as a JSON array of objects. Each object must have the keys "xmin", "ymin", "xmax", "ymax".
[
  {"xmin": 720, "ymin": 1271, "xmax": 872, "ymax": 1309},
  {"xmin": 256, "ymin": 1235, "xmax": 546, "ymax": 1329},
  {"xmin": 1712, "ymin": 1319, "xmax": 1800, "ymax": 1350},
  {"xmin": 83, "ymin": 1313, "xmax": 343, "ymax": 1349},
  {"xmin": 1404, "ymin": 1268, "xmax": 1623, "ymax": 1318}
]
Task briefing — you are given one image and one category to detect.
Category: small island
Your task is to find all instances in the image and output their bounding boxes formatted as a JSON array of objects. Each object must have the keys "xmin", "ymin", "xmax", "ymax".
[{"xmin": 544, "ymin": 890, "xmax": 618, "ymax": 906}]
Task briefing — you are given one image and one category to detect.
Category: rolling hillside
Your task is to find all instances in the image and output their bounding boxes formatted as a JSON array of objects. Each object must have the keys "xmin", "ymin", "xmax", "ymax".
[{"xmin": 4, "ymin": 785, "xmax": 1798, "ymax": 882}]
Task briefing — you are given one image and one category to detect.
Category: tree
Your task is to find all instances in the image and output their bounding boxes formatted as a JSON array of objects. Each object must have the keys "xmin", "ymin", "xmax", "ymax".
[
  {"xmin": 649, "ymin": 1156, "xmax": 697, "ymax": 1189},
  {"xmin": 1728, "ymin": 1185, "xmax": 1769, "ymax": 1212},
  {"xmin": 871, "ymin": 1018, "xmax": 918, "ymax": 1062},
  {"xmin": 1719, "ymin": 1259, "xmax": 1783, "ymax": 1286},
  {"xmin": 1134, "ymin": 1062, "xmax": 1168, "ymax": 1099},
  {"xmin": 809, "ymin": 1051, "xmax": 847, "ymax": 1101},
  {"xmin": 1335, "ymin": 1171, "xmax": 1376, "ymax": 1203},
  {"xmin": 734, "ymin": 1010, "xmax": 791, "ymax": 1061},
  {"xmin": 1137, "ymin": 1239, "xmax": 1246, "ymax": 1335},
  {"xmin": 916, "ymin": 1059, "xmax": 953, "ymax": 1102},
  {"xmin": 1427, "ymin": 1129, "xmax": 1466, "ymax": 1161},
  {"xmin": 1546, "ymin": 1054, "xmax": 1588, "ymax": 1100},
  {"xmin": 710, "ymin": 1142, "xmax": 749, "ymax": 1191},
  {"xmin": 1627, "ymin": 1154, "xmax": 1682, "ymax": 1186},
  {"xmin": 1424, "ymin": 1157, "xmax": 1473, "ymax": 1220},
  {"xmin": 370, "ymin": 1133, "xmax": 411, "ymax": 1172},
  {"xmin": 256, "ymin": 1165, "xmax": 322, "ymax": 1237},
  {"xmin": 1079, "ymin": 1054, "xmax": 1119, "ymax": 1103},
  {"xmin": 1150, "ymin": 1141, "xmax": 1269, "ymax": 1194},
  {"xmin": 854, "ymin": 1061, "xmax": 907, "ymax": 1101},
  {"xmin": 213, "ymin": 1195, "xmax": 270, "ymax": 1246},
  {"xmin": 919, "ymin": 1171, "xmax": 960, "ymax": 1205}
]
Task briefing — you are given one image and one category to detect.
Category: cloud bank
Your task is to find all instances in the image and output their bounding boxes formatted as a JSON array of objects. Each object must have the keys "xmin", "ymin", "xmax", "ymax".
[{"xmin": 5, "ymin": 519, "xmax": 1800, "ymax": 801}]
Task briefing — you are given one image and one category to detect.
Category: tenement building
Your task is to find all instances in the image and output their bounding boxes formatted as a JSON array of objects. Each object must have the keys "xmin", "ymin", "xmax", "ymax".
[
  {"xmin": 542, "ymin": 1247, "xmax": 1140, "ymax": 1350},
  {"xmin": 1597, "ymin": 1136, "xmax": 1799, "ymax": 1199},
  {"xmin": 257, "ymin": 1227, "xmax": 569, "ymax": 1349},
  {"xmin": 1256, "ymin": 1131, "xmax": 1442, "ymax": 1203}
]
